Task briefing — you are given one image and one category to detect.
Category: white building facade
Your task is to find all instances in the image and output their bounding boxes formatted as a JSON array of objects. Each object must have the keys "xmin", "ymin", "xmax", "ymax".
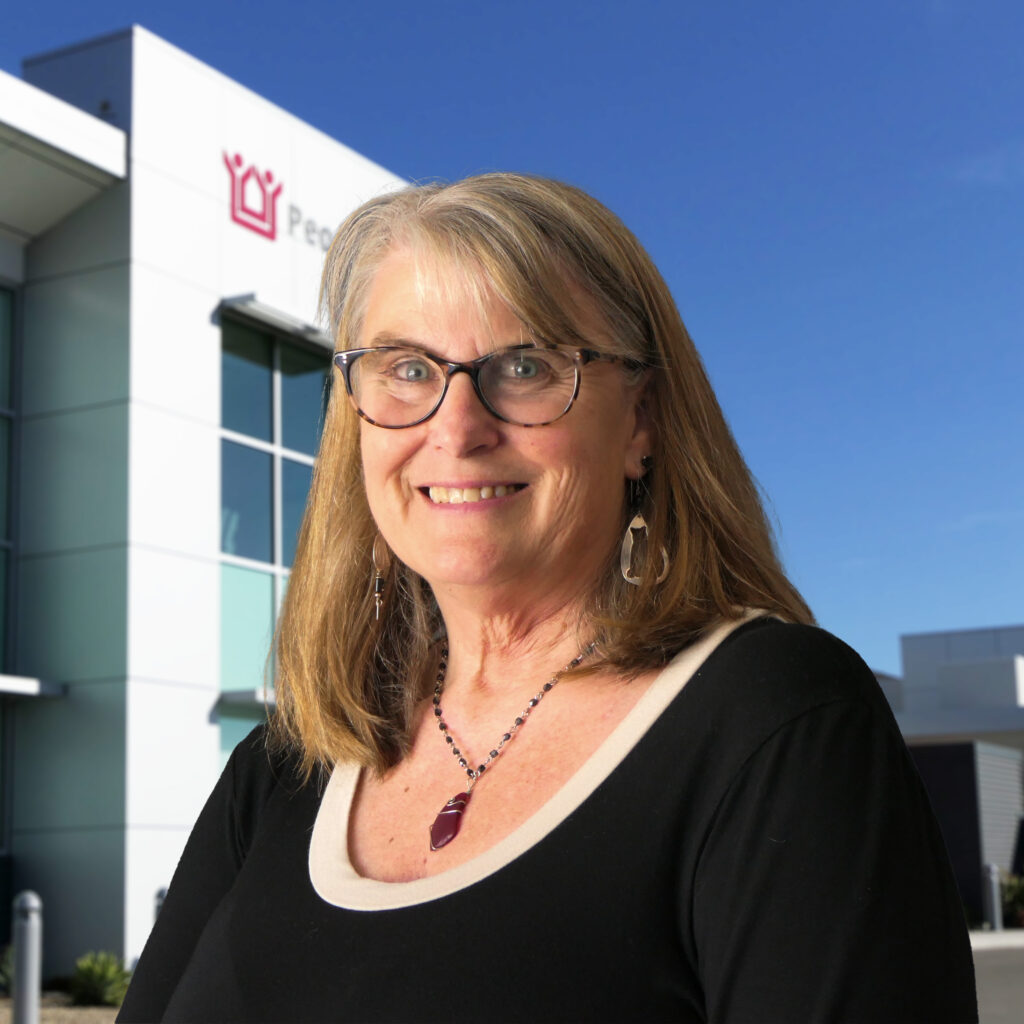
[{"xmin": 0, "ymin": 26, "xmax": 402, "ymax": 974}]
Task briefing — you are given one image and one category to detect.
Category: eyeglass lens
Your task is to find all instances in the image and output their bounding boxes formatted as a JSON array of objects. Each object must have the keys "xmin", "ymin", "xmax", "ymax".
[{"xmin": 347, "ymin": 347, "xmax": 579, "ymax": 427}]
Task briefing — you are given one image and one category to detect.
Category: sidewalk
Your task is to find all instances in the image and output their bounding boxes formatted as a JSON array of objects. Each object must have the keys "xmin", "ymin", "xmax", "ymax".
[
  {"xmin": 970, "ymin": 927, "xmax": 1024, "ymax": 951},
  {"xmin": 971, "ymin": 931, "xmax": 1024, "ymax": 1024},
  {"xmin": 0, "ymin": 995, "xmax": 116, "ymax": 1024}
]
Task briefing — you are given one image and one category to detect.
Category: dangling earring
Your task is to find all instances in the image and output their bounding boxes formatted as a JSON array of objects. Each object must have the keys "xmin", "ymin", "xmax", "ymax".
[
  {"xmin": 371, "ymin": 535, "xmax": 388, "ymax": 620},
  {"xmin": 620, "ymin": 457, "xmax": 670, "ymax": 586}
]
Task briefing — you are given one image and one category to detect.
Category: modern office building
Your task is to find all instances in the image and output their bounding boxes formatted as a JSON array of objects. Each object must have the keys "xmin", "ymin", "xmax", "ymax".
[
  {"xmin": 0, "ymin": 25, "xmax": 402, "ymax": 974},
  {"xmin": 886, "ymin": 624, "xmax": 1024, "ymax": 922},
  {"xmin": 889, "ymin": 624, "xmax": 1024, "ymax": 749}
]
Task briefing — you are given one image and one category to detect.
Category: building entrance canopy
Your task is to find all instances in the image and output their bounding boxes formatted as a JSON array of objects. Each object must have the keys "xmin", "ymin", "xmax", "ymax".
[{"xmin": 0, "ymin": 70, "xmax": 125, "ymax": 246}]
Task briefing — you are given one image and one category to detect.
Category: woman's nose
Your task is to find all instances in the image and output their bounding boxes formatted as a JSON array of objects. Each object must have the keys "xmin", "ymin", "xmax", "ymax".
[{"xmin": 428, "ymin": 372, "xmax": 501, "ymax": 456}]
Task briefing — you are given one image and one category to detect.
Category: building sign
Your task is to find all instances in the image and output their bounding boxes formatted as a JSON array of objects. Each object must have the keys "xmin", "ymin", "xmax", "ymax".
[
  {"xmin": 223, "ymin": 152, "xmax": 283, "ymax": 240},
  {"xmin": 223, "ymin": 150, "xmax": 335, "ymax": 251}
]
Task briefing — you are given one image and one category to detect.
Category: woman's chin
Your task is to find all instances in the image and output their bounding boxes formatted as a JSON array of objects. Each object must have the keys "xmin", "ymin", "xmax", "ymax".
[
  {"xmin": 418, "ymin": 563, "xmax": 525, "ymax": 594},
  {"xmin": 413, "ymin": 555, "xmax": 549, "ymax": 600}
]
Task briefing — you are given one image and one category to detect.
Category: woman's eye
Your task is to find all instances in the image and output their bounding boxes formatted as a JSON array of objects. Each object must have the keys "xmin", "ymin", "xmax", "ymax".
[
  {"xmin": 391, "ymin": 358, "xmax": 433, "ymax": 382},
  {"xmin": 497, "ymin": 354, "xmax": 550, "ymax": 381},
  {"xmin": 511, "ymin": 358, "xmax": 540, "ymax": 378}
]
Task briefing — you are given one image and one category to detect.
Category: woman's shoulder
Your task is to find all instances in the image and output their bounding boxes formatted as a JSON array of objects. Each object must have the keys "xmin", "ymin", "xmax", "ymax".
[
  {"xmin": 223, "ymin": 722, "xmax": 311, "ymax": 833},
  {"xmin": 679, "ymin": 616, "xmax": 898, "ymax": 750}
]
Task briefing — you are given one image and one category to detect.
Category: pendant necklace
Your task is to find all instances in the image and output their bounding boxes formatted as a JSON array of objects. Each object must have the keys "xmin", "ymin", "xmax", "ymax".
[{"xmin": 428, "ymin": 643, "xmax": 595, "ymax": 851}]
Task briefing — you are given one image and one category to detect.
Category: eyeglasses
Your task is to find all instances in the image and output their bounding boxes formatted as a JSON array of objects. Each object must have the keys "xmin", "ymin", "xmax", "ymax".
[{"xmin": 333, "ymin": 344, "xmax": 638, "ymax": 428}]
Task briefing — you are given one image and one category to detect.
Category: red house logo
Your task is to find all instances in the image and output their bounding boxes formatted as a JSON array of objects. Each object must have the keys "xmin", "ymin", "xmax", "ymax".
[{"xmin": 223, "ymin": 152, "xmax": 283, "ymax": 240}]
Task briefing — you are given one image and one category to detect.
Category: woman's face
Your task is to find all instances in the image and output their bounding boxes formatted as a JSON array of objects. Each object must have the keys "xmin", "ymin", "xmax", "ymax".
[{"xmin": 356, "ymin": 247, "xmax": 652, "ymax": 611}]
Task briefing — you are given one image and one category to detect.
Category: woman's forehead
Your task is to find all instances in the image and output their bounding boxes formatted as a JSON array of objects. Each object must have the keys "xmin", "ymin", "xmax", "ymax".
[
  {"xmin": 361, "ymin": 241, "xmax": 612, "ymax": 354},
  {"xmin": 361, "ymin": 247, "xmax": 529, "ymax": 348}
]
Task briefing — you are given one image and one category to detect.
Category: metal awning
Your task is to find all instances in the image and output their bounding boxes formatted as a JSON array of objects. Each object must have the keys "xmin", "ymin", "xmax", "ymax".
[
  {"xmin": 217, "ymin": 687, "xmax": 277, "ymax": 711},
  {"xmin": 0, "ymin": 69, "xmax": 126, "ymax": 246},
  {"xmin": 218, "ymin": 294, "xmax": 333, "ymax": 351},
  {"xmin": 0, "ymin": 674, "xmax": 65, "ymax": 698}
]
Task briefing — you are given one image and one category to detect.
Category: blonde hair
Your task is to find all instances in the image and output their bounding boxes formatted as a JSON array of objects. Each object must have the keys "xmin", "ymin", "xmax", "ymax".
[{"xmin": 271, "ymin": 172, "xmax": 813, "ymax": 778}]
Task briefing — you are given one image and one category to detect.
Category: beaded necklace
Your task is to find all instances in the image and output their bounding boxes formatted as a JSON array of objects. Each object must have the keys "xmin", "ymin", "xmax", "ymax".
[{"xmin": 428, "ymin": 643, "xmax": 595, "ymax": 851}]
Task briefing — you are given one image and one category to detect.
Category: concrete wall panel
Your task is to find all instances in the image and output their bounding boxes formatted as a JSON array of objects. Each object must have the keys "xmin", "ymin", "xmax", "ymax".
[
  {"xmin": 11, "ymin": 827, "xmax": 125, "ymax": 978},
  {"xmin": 26, "ymin": 183, "xmax": 129, "ymax": 282},
  {"xmin": 11, "ymin": 679, "xmax": 125, "ymax": 831},
  {"xmin": 125, "ymin": 677, "xmax": 220, "ymax": 827},
  {"xmin": 17, "ymin": 547, "xmax": 127, "ymax": 683},
  {"xmin": 127, "ymin": 546, "xmax": 218, "ymax": 686},
  {"xmin": 20, "ymin": 263, "xmax": 129, "ymax": 415},
  {"xmin": 123, "ymin": 825, "xmax": 192, "ymax": 967},
  {"xmin": 128, "ymin": 267, "xmax": 220, "ymax": 425},
  {"xmin": 19, "ymin": 403, "xmax": 128, "ymax": 555},
  {"xmin": 128, "ymin": 402, "xmax": 218, "ymax": 556}
]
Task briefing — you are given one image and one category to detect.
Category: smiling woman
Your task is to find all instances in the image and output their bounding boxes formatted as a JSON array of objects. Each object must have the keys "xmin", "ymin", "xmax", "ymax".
[{"xmin": 119, "ymin": 174, "xmax": 977, "ymax": 1023}]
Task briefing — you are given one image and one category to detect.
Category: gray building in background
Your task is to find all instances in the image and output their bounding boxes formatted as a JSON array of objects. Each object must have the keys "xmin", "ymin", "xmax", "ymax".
[{"xmin": 881, "ymin": 625, "xmax": 1024, "ymax": 922}]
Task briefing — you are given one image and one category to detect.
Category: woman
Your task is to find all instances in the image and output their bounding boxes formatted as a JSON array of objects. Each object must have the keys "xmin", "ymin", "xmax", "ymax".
[{"xmin": 120, "ymin": 174, "xmax": 976, "ymax": 1022}]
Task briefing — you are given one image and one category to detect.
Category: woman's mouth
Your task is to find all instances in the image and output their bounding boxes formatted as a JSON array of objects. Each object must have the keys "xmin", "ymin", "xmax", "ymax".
[{"xmin": 424, "ymin": 484, "xmax": 526, "ymax": 505}]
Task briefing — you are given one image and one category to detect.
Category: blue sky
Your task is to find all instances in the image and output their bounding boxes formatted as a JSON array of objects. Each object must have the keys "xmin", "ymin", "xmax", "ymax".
[{"xmin": 3, "ymin": 1, "xmax": 1021, "ymax": 673}]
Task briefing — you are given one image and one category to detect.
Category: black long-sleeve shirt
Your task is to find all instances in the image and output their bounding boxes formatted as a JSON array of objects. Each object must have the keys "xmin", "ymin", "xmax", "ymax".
[{"xmin": 119, "ymin": 618, "xmax": 977, "ymax": 1022}]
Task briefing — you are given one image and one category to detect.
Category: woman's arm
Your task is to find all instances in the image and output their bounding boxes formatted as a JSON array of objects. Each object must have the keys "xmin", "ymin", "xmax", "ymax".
[
  {"xmin": 117, "ymin": 726, "xmax": 276, "ymax": 1023},
  {"xmin": 692, "ymin": 695, "xmax": 977, "ymax": 1022}
]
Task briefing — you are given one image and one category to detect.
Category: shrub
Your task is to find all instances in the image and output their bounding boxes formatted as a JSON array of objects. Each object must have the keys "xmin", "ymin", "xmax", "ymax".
[
  {"xmin": 0, "ymin": 945, "xmax": 12, "ymax": 995},
  {"xmin": 69, "ymin": 950, "xmax": 131, "ymax": 1006},
  {"xmin": 1002, "ymin": 873, "xmax": 1024, "ymax": 928}
]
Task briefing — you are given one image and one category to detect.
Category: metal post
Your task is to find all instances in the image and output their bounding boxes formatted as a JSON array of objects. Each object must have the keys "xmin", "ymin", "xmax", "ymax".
[
  {"xmin": 983, "ymin": 863, "xmax": 1004, "ymax": 932},
  {"xmin": 12, "ymin": 890, "xmax": 42, "ymax": 1024}
]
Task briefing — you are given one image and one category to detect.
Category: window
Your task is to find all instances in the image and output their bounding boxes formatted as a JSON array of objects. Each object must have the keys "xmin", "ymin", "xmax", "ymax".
[
  {"xmin": 0, "ymin": 287, "xmax": 14, "ymax": 670},
  {"xmin": 0, "ymin": 285, "xmax": 15, "ymax": 871},
  {"xmin": 219, "ymin": 316, "xmax": 330, "ymax": 758}
]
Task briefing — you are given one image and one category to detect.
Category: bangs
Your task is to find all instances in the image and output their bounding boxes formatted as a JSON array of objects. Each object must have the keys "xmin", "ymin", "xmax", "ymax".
[
  {"xmin": 396, "ymin": 218, "xmax": 598, "ymax": 355},
  {"xmin": 323, "ymin": 178, "xmax": 652, "ymax": 365}
]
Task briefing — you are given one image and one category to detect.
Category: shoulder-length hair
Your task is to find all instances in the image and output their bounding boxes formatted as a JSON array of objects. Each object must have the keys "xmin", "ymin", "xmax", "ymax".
[{"xmin": 271, "ymin": 172, "xmax": 813, "ymax": 778}]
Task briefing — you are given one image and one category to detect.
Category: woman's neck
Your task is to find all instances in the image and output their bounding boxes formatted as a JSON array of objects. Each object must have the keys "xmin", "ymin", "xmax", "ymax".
[{"xmin": 431, "ymin": 588, "xmax": 595, "ymax": 703}]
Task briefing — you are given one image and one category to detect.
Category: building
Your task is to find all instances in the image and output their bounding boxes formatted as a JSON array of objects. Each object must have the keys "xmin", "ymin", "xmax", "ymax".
[
  {"xmin": 0, "ymin": 25, "xmax": 402, "ymax": 974},
  {"xmin": 890, "ymin": 624, "xmax": 1024, "ymax": 750},
  {"xmin": 885, "ymin": 625, "xmax": 1024, "ymax": 922}
]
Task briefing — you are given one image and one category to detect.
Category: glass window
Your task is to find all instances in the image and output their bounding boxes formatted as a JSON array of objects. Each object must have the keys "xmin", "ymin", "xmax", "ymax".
[
  {"xmin": 221, "ymin": 440, "xmax": 273, "ymax": 562},
  {"xmin": 219, "ymin": 315, "xmax": 329, "ymax": 709},
  {"xmin": 282, "ymin": 459, "xmax": 312, "ymax": 568},
  {"xmin": 220, "ymin": 564, "xmax": 275, "ymax": 692},
  {"xmin": 0, "ymin": 418, "xmax": 8, "ymax": 541},
  {"xmin": 0, "ymin": 289, "xmax": 11, "ymax": 410},
  {"xmin": 222, "ymin": 321, "xmax": 272, "ymax": 441},
  {"xmin": 0, "ymin": 287, "xmax": 12, "ymax": 677},
  {"xmin": 0, "ymin": 549, "xmax": 6, "ymax": 666},
  {"xmin": 280, "ymin": 346, "xmax": 329, "ymax": 456}
]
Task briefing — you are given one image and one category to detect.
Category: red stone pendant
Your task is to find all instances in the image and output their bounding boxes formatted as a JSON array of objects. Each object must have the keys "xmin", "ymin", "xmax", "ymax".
[{"xmin": 429, "ymin": 791, "xmax": 471, "ymax": 851}]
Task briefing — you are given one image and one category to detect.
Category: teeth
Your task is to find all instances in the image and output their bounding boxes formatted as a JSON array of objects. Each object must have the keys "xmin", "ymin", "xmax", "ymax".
[{"xmin": 427, "ymin": 485, "xmax": 520, "ymax": 504}]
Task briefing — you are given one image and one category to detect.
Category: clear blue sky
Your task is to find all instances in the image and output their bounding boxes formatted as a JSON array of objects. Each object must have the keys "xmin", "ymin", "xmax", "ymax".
[{"xmin": 4, "ymin": 1, "xmax": 1021, "ymax": 673}]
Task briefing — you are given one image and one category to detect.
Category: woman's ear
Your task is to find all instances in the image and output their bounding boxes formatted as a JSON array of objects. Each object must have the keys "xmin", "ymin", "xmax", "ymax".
[{"xmin": 624, "ymin": 376, "xmax": 655, "ymax": 481}]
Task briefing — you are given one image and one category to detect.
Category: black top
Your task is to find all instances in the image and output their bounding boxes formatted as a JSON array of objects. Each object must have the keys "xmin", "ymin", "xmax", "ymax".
[{"xmin": 118, "ymin": 619, "xmax": 977, "ymax": 1023}]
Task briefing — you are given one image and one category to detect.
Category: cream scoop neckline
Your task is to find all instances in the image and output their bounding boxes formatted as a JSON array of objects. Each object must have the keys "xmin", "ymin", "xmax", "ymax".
[{"xmin": 308, "ymin": 613, "xmax": 758, "ymax": 911}]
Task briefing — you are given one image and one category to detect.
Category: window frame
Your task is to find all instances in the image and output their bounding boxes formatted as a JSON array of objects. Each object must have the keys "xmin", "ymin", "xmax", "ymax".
[
  {"xmin": 0, "ymin": 281, "xmax": 22, "ymax": 675},
  {"xmin": 218, "ymin": 309, "xmax": 332, "ymax": 613},
  {"xmin": 217, "ymin": 305, "xmax": 331, "ymax": 724}
]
